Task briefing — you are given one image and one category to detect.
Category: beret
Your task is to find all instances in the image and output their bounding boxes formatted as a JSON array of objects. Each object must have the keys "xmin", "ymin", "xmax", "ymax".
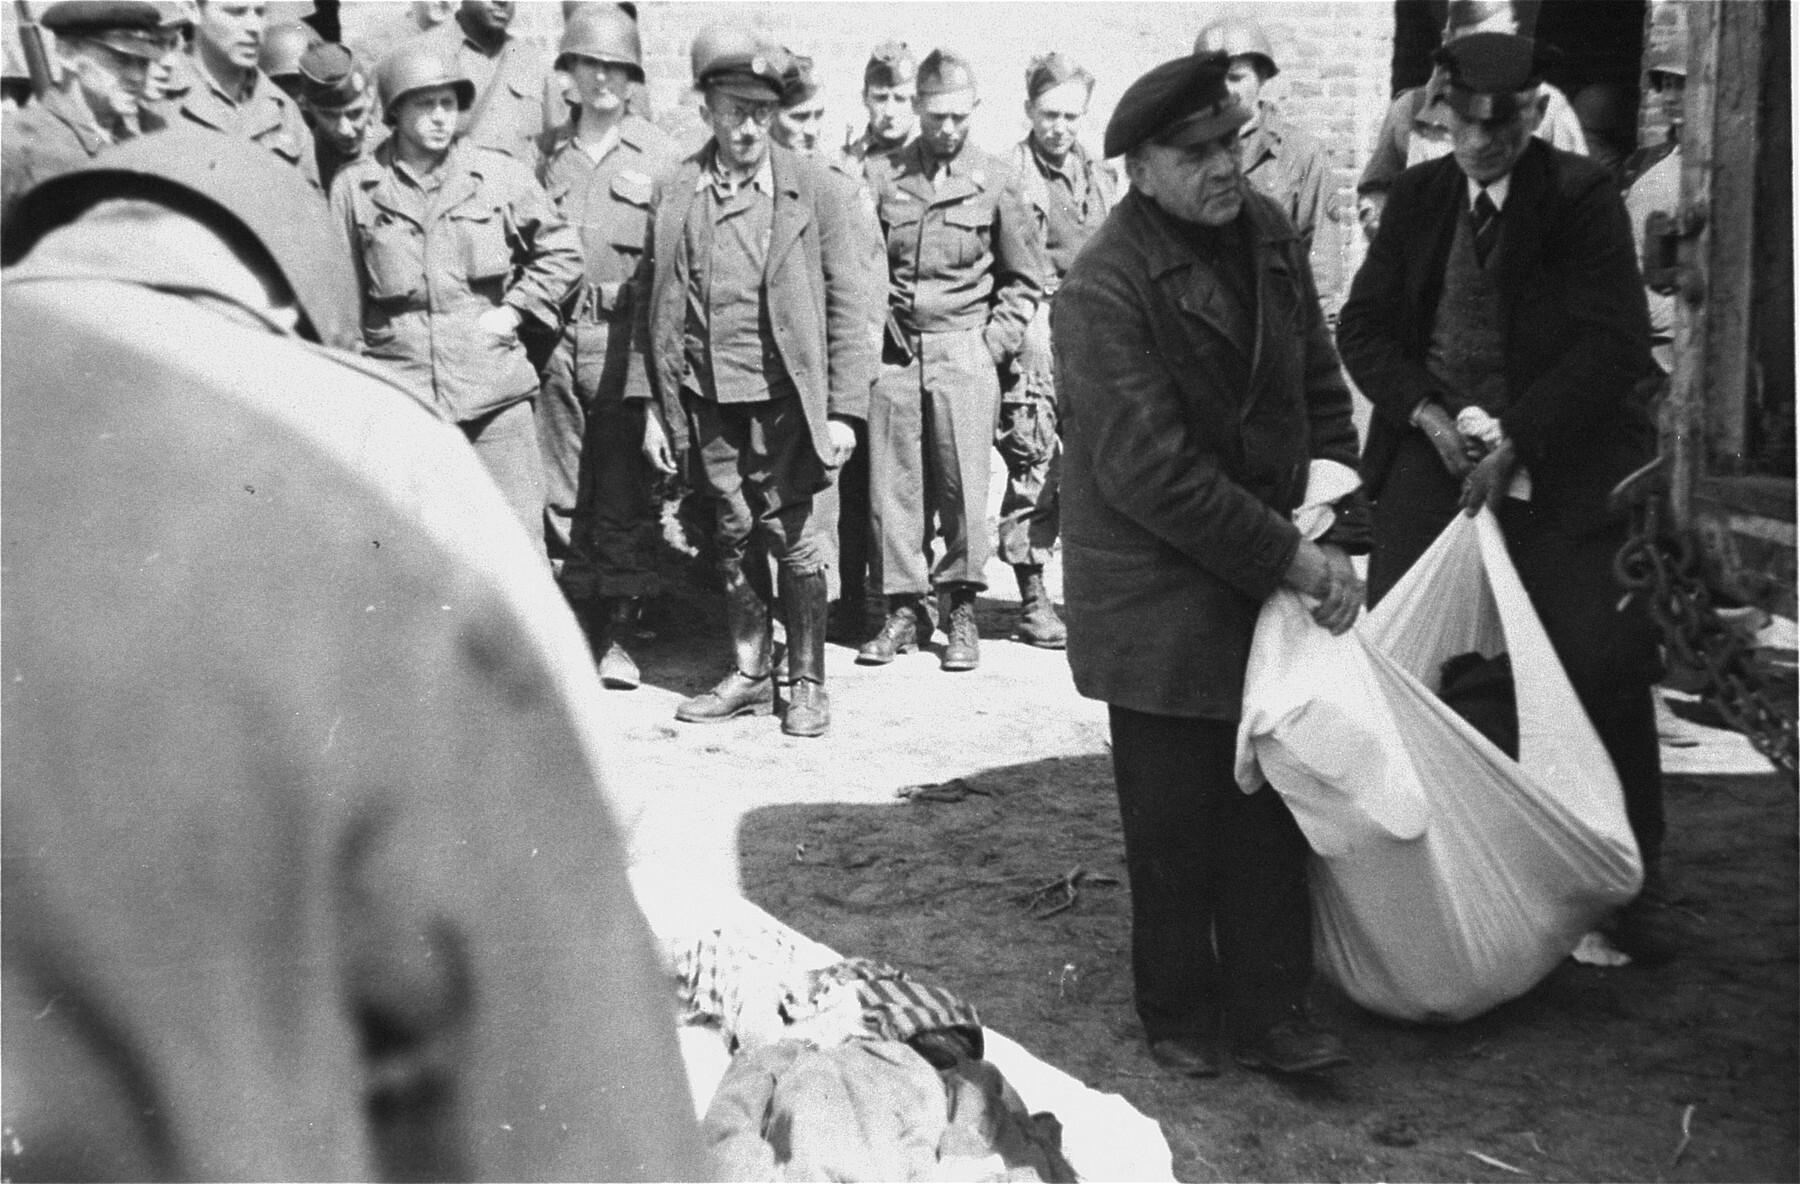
[
  {"xmin": 41, "ymin": 0, "xmax": 168, "ymax": 58},
  {"xmin": 1435, "ymin": 32, "xmax": 1548, "ymax": 120},
  {"xmin": 1025, "ymin": 52, "xmax": 1093, "ymax": 102},
  {"xmin": 297, "ymin": 42, "xmax": 369, "ymax": 108},
  {"xmin": 864, "ymin": 39, "xmax": 914, "ymax": 89},
  {"xmin": 779, "ymin": 50, "xmax": 819, "ymax": 109},
  {"xmin": 916, "ymin": 47, "xmax": 975, "ymax": 97},
  {"xmin": 691, "ymin": 24, "xmax": 784, "ymax": 102},
  {"xmin": 1103, "ymin": 51, "xmax": 1250, "ymax": 159}
]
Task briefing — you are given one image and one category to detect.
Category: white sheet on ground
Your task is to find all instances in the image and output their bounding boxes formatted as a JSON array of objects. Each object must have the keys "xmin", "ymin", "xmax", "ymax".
[
  {"xmin": 632, "ymin": 870, "xmax": 1176, "ymax": 1182},
  {"xmin": 1235, "ymin": 509, "xmax": 1643, "ymax": 1023}
]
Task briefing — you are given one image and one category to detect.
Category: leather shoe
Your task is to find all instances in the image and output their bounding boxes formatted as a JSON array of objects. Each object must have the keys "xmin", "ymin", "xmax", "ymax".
[
  {"xmin": 857, "ymin": 597, "xmax": 928, "ymax": 665},
  {"xmin": 783, "ymin": 679, "xmax": 830, "ymax": 738},
  {"xmin": 1234, "ymin": 1013, "xmax": 1350, "ymax": 1075},
  {"xmin": 941, "ymin": 586, "xmax": 980, "ymax": 671},
  {"xmin": 675, "ymin": 670, "xmax": 774, "ymax": 723},
  {"xmin": 1149, "ymin": 1037, "xmax": 1221, "ymax": 1079}
]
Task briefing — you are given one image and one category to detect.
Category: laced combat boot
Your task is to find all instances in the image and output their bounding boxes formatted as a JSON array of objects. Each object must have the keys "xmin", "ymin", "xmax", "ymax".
[
  {"xmin": 1012, "ymin": 564, "xmax": 1067, "ymax": 649},
  {"xmin": 596, "ymin": 596, "xmax": 643, "ymax": 690},
  {"xmin": 941, "ymin": 584, "xmax": 980, "ymax": 672},
  {"xmin": 780, "ymin": 567, "xmax": 831, "ymax": 737},
  {"xmin": 856, "ymin": 595, "xmax": 932, "ymax": 665},
  {"xmin": 676, "ymin": 568, "xmax": 774, "ymax": 722}
]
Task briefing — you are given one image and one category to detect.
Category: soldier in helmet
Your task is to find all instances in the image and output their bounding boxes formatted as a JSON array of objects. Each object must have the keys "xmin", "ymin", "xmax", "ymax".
[
  {"xmin": 843, "ymin": 39, "xmax": 918, "ymax": 164},
  {"xmin": 411, "ymin": 0, "xmax": 557, "ymax": 168},
  {"xmin": 330, "ymin": 47, "xmax": 582, "ymax": 548},
  {"xmin": 1193, "ymin": 17, "xmax": 1329, "ymax": 257},
  {"xmin": 296, "ymin": 42, "xmax": 381, "ymax": 193},
  {"xmin": 535, "ymin": 5, "xmax": 678, "ymax": 688},
  {"xmin": 1, "ymin": 1, "xmax": 171, "ymax": 221},
  {"xmin": 1, "ymin": 128, "xmax": 703, "ymax": 1182},
  {"xmin": 996, "ymin": 52, "xmax": 1116, "ymax": 650},
  {"xmin": 635, "ymin": 25, "xmax": 880, "ymax": 737},
  {"xmin": 857, "ymin": 49, "xmax": 1047, "ymax": 673},
  {"xmin": 143, "ymin": 0, "xmax": 318, "ymax": 187},
  {"xmin": 257, "ymin": 18, "xmax": 317, "ymax": 99}
]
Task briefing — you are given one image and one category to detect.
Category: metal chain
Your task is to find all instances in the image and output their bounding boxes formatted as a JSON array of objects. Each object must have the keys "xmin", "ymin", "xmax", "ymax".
[{"xmin": 1614, "ymin": 494, "xmax": 1799, "ymax": 782}]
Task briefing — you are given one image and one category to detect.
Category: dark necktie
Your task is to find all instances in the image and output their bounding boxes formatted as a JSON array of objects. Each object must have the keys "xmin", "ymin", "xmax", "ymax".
[{"xmin": 1471, "ymin": 190, "xmax": 1500, "ymax": 266}]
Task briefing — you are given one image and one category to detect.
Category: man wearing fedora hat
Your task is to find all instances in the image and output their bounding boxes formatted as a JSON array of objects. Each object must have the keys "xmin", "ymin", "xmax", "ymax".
[
  {"xmin": 1055, "ymin": 51, "xmax": 1366, "ymax": 1079},
  {"xmin": 858, "ymin": 48, "xmax": 1046, "ymax": 673},
  {"xmin": 634, "ymin": 26, "xmax": 879, "ymax": 738},
  {"xmin": 1, "ymin": 0, "xmax": 173, "ymax": 218},
  {"xmin": 1337, "ymin": 32, "xmax": 1667, "ymax": 961}
]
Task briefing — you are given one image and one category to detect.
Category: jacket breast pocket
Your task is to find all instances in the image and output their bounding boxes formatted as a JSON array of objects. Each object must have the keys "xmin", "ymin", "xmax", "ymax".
[
  {"xmin": 361, "ymin": 217, "xmax": 425, "ymax": 301},
  {"xmin": 940, "ymin": 202, "xmax": 993, "ymax": 268},
  {"xmin": 454, "ymin": 208, "xmax": 513, "ymax": 283}
]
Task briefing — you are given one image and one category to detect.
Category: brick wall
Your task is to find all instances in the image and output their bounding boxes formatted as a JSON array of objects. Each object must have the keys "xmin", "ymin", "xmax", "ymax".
[{"xmin": 338, "ymin": 0, "xmax": 1397, "ymax": 306}]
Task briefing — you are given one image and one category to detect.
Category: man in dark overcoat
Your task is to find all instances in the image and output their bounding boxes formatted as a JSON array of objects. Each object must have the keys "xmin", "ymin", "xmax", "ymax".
[
  {"xmin": 1335, "ymin": 33, "xmax": 1667, "ymax": 959},
  {"xmin": 1055, "ymin": 53, "xmax": 1367, "ymax": 1079},
  {"xmin": 636, "ymin": 26, "xmax": 879, "ymax": 738}
]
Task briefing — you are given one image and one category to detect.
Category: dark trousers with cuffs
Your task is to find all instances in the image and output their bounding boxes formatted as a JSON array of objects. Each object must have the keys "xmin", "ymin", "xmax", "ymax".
[
  {"xmin": 1369, "ymin": 430, "xmax": 1665, "ymax": 867},
  {"xmin": 1107, "ymin": 705, "xmax": 1314, "ymax": 1042}
]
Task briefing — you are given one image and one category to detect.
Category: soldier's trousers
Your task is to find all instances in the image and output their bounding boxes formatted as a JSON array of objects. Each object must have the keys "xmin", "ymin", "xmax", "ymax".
[
  {"xmin": 539, "ymin": 319, "xmax": 660, "ymax": 597},
  {"xmin": 995, "ymin": 391, "xmax": 1060, "ymax": 568},
  {"xmin": 462, "ymin": 399, "xmax": 546, "ymax": 559},
  {"xmin": 870, "ymin": 327, "xmax": 1000, "ymax": 595}
]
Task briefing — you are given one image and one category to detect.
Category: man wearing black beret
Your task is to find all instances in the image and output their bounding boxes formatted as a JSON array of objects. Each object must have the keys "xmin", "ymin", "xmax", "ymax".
[
  {"xmin": 1337, "ymin": 33, "xmax": 1667, "ymax": 960},
  {"xmin": 1055, "ymin": 51, "xmax": 1366, "ymax": 1078}
]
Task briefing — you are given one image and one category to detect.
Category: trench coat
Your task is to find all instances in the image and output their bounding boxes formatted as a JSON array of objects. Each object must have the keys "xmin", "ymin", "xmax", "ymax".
[
  {"xmin": 633, "ymin": 142, "xmax": 881, "ymax": 472},
  {"xmin": 1054, "ymin": 188, "xmax": 1363, "ymax": 719},
  {"xmin": 1337, "ymin": 138, "xmax": 1657, "ymax": 534},
  {"xmin": 1, "ymin": 263, "xmax": 702, "ymax": 1181}
]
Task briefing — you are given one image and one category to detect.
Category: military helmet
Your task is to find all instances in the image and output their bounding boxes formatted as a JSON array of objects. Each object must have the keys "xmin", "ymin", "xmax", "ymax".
[
  {"xmin": 1644, "ymin": 26, "xmax": 1687, "ymax": 79},
  {"xmin": 556, "ymin": 6, "xmax": 642, "ymax": 79},
  {"xmin": 375, "ymin": 45, "xmax": 474, "ymax": 121},
  {"xmin": 1193, "ymin": 18, "xmax": 1278, "ymax": 80},
  {"xmin": 2, "ymin": 128, "xmax": 360, "ymax": 350},
  {"xmin": 259, "ymin": 21, "xmax": 321, "ymax": 82}
]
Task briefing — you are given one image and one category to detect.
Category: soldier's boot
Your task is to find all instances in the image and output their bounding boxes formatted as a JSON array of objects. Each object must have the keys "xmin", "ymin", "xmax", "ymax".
[
  {"xmin": 596, "ymin": 596, "xmax": 643, "ymax": 690},
  {"xmin": 856, "ymin": 595, "xmax": 931, "ymax": 665},
  {"xmin": 780, "ymin": 567, "xmax": 831, "ymax": 738},
  {"xmin": 1012, "ymin": 564, "xmax": 1067, "ymax": 649},
  {"xmin": 676, "ymin": 568, "xmax": 775, "ymax": 723},
  {"xmin": 941, "ymin": 584, "xmax": 981, "ymax": 672}
]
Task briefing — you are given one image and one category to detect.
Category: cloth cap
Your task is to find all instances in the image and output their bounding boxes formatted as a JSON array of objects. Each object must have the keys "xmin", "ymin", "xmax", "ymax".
[
  {"xmin": 863, "ymin": 39, "xmax": 914, "ymax": 89},
  {"xmin": 297, "ymin": 42, "xmax": 369, "ymax": 108},
  {"xmin": 1025, "ymin": 52, "xmax": 1093, "ymax": 102},
  {"xmin": 41, "ymin": 0, "xmax": 168, "ymax": 59},
  {"xmin": 1103, "ymin": 51, "xmax": 1251, "ymax": 159},
  {"xmin": 916, "ymin": 47, "xmax": 976, "ymax": 98},
  {"xmin": 1193, "ymin": 18, "xmax": 1278, "ymax": 79},
  {"xmin": 1435, "ymin": 32, "xmax": 1546, "ymax": 120},
  {"xmin": 691, "ymin": 24, "xmax": 783, "ymax": 102},
  {"xmin": 779, "ymin": 50, "xmax": 819, "ymax": 109}
]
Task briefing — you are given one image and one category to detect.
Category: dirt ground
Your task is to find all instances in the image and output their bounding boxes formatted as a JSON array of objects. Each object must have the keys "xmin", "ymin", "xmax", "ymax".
[{"xmin": 609, "ymin": 553, "xmax": 1798, "ymax": 1184}]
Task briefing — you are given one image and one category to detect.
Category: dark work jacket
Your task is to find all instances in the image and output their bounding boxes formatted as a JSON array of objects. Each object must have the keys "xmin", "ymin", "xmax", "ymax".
[
  {"xmin": 634, "ymin": 142, "xmax": 882, "ymax": 471},
  {"xmin": 1054, "ymin": 189, "xmax": 1362, "ymax": 720},
  {"xmin": 1, "ymin": 268, "xmax": 702, "ymax": 1181},
  {"xmin": 1338, "ymin": 140, "xmax": 1657, "ymax": 534}
]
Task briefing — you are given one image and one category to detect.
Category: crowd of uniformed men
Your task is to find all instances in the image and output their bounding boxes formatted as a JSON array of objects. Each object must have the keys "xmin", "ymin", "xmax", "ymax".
[
  {"xmin": 0, "ymin": 0, "xmax": 1355, "ymax": 742},
  {"xmin": 3, "ymin": 0, "xmax": 1691, "ymax": 1163}
]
